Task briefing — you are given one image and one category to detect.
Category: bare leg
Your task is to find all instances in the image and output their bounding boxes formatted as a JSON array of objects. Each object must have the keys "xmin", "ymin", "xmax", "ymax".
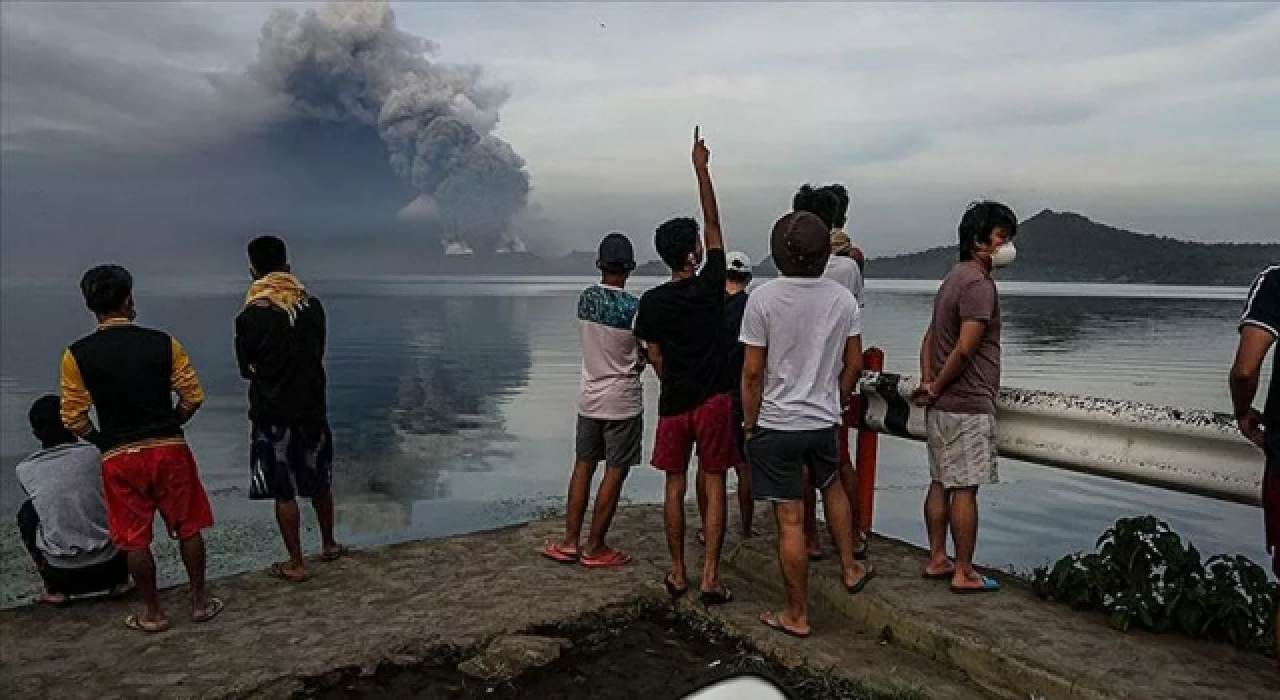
[
  {"xmin": 560, "ymin": 458, "xmax": 596, "ymax": 550},
  {"xmin": 924, "ymin": 480, "xmax": 953, "ymax": 575},
  {"xmin": 949, "ymin": 487, "xmax": 983, "ymax": 587},
  {"xmin": 774, "ymin": 501, "xmax": 811, "ymax": 635},
  {"xmin": 700, "ymin": 471, "xmax": 728, "ymax": 594},
  {"xmin": 821, "ymin": 478, "xmax": 868, "ymax": 588},
  {"xmin": 696, "ymin": 469, "xmax": 708, "ymax": 522},
  {"xmin": 803, "ymin": 479, "xmax": 821, "ymax": 557},
  {"xmin": 128, "ymin": 546, "xmax": 166, "ymax": 626},
  {"xmin": 664, "ymin": 472, "xmax": 688, "ymax": 589},
  {"xmin": 584, "ymin": 466, "xmax": 629, "ymax": 556},
  {"xmin": 179, "ymin": 533, "xmax": 212, "ymax": 616},
  {"xmin": 736, "ymin": 466, "xmax": 755, "ymax": 538},
  {"xmin": 837, "ymin": 462, "xmax": 863, "ymax": 550},
  {"xmin": 274, "ymin": 500, "xmax": 308, "ymax": 579},
  {"xmin": 311, "ymin": 490, "xmax": 340, "ymax": 554}
]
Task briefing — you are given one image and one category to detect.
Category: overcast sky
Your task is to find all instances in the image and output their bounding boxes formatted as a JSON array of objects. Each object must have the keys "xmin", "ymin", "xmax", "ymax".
[{"xmin": 2, "ymin": 1, "xmax": 1278, "ymax": 274}]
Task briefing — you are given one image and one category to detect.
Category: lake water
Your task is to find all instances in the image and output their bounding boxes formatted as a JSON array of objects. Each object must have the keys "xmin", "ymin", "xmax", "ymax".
[{"xmin": 0, "ymin": 276, "xmax": 1271, "ymax": 598}]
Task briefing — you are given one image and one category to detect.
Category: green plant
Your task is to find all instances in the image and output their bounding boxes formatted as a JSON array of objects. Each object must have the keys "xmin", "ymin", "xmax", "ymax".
[{"xmin": 1033, "ymin": 516, "xmax": 1277, "ymax": 655}]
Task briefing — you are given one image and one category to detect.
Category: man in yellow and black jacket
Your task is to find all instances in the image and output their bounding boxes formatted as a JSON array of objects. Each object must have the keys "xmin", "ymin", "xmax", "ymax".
[{"xmin": 61, "ymin": 264, "xmax": 222, "ymax": 632}]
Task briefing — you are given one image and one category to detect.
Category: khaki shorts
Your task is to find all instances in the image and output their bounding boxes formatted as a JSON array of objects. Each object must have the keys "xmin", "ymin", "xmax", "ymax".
[{"xmin": 926, "ymin": 410, "xmax": 998, "ymax": 490}]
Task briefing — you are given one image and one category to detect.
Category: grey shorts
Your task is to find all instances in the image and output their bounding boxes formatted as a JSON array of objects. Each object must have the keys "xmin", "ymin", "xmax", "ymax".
[
  {"xmin": 576, "ymin": 414, "xmax": 643, "ymax": 468},
  {"xmin": 926, "ymin": 410, "xmax": 999, "ymax": 490},
  {"xmin": 746, "ymin": 426, "xmax": 840, "ymax": 502}
]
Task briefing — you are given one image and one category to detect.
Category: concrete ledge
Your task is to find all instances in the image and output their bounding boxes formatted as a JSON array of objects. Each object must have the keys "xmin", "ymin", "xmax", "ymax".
[{"xmin": 725, "ymin": 532, "xmax": 1275, "ymax": 700}]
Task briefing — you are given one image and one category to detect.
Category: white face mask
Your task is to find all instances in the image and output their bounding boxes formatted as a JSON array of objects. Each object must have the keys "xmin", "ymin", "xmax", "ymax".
[{"xmin": 991, "ymin": 242, "xmax": 1017, "ymax": 268}]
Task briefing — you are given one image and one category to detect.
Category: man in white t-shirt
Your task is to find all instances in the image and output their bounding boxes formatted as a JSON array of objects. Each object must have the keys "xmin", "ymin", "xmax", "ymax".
[
  {"xmin": 542, "ymin": 232, "xmax": 645, "ymax": 568},
  {"xmin": 741, "ymin": 211, "xmax": 874, "ymax": 640}
]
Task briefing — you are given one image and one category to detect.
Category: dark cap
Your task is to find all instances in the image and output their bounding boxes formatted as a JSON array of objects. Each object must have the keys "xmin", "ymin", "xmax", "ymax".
[
  {"xmin": 770, "ymin": 212, "xmax": 830, "ymax": 277},
  {"xmin": 597, "ymin": 232, "xmax": 636, "ymax": 271}
]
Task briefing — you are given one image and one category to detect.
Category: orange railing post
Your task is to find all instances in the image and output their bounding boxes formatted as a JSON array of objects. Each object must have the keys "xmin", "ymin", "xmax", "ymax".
[{"xmin": 855, "ymin": 347, "xmax": 884, "ymax": 534}]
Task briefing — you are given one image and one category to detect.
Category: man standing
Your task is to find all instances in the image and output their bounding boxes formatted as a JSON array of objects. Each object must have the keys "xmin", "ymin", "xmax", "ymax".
[
  {"xmin": 236, "ymin": 236, "xmax": 344, "ymax": 584},
  {"xmin": 743, "ymin": 211, "xmax": 873, "ymax": 639},
  {"xmin": 697, "ymin": 252, "xmax": 756, "ymax": 544},
  {"xmin": 61, "ymin": 264, "xmax": 221, "ymax": 632},
  {"xmin": 633, "ymin": 130, "xmax": 737, "ymax": 603},
  {"xmin": 1228, "ymin": 264, "xmax": 1279, "ymax": 663},
  {"xmin": 912, "ymin": 201, "xmax": 1018, "ymax": 594},
  {"xmin": 542, "ymin": 232, "xmax": 644, "ymax": 568},
  {"xmin": 16, "ymin": 395, "xmax": 130, "ymax": 605}
]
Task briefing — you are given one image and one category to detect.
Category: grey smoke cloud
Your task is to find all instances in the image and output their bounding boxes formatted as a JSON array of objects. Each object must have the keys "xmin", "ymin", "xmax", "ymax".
[{"xmin": 242, "ymin": 1, "xmax": 530, "ymax": 252}]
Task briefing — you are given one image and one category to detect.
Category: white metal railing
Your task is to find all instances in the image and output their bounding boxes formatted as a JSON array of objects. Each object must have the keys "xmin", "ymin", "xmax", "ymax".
[{"xmin": 858, "ymin": 371, "xmax": 1264, "ymax": 506}]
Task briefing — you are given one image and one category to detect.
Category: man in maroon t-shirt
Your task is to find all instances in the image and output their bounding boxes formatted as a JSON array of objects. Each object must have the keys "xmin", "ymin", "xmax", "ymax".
[
  {"xmin": 1229, "ymin": 264, "xmax": 1279, "ymax": 663},
  {"xmin": 912, "ymin": 201, "xmax": 1018, "ymax": 595}
]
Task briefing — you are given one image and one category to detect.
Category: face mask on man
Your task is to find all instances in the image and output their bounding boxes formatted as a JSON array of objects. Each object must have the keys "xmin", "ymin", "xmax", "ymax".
[{"xmin": 991, "ymin": 242, "xmax": 1017, "ymax": 268}]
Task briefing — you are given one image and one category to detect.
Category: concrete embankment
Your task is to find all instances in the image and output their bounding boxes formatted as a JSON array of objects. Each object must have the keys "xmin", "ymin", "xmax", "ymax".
[{"xmin": 0, "ymin": 505, "xmax": 1273, "ymax": 699}]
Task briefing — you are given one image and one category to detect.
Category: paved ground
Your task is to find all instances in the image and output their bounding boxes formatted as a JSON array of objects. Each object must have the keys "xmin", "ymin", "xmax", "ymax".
[{"xmin": 0, "ymin": 505, "xmax": 1273, "ymax": 700}]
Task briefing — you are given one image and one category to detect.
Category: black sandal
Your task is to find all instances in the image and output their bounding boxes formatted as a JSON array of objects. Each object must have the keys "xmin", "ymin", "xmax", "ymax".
[
  {"xmin": 699, "ymin": 586, "xmax": 733, "ymax": 606},
  {"xmin": 664, "ymin": 574, "xmax": 688, "ymax": 599}
]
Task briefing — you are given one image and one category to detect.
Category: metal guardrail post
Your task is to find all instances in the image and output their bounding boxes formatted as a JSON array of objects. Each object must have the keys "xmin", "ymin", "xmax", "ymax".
[{"xmin": 859, "ymin": 370, "xmax": 1263, "ymax": 507}]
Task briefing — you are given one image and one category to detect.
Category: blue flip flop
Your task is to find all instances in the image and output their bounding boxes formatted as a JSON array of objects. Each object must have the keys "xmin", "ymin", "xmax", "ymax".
[{"xmin": 950, "ymin": 574, "xmax": 1000, "ymax": 595}]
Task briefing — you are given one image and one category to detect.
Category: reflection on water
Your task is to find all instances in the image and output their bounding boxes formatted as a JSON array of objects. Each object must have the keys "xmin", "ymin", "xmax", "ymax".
[{"xmin": 0, "ymin": 277, "xmax": 1269, "ymax": 574}]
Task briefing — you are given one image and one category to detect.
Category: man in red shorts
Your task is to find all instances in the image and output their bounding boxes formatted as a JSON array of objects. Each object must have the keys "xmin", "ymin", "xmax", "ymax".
[
  {"xmin": 633, "ymin": 128, "xmax": 736, "ymax": 604},
  {"xmin": 61, "ymin": 264, "xmax": 222, "ymax": 632},
  {"xmin": 1229, "ymin": 263, "xmax": 1279, "ymax": 663}
]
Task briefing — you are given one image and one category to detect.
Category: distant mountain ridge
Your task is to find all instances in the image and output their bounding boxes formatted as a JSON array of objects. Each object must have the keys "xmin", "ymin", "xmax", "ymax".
[{"xmin": 757, "ymin": 210, "xmax": 1277, "ymax": 286}]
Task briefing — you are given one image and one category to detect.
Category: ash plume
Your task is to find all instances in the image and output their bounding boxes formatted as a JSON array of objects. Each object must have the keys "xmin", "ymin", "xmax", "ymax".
[{"xmin": 246, "ymin": 0, "xmax": 530, "ymax": 253}]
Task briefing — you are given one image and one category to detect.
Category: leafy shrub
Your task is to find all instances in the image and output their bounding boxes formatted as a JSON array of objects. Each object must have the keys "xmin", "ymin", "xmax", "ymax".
[{"xmin": 1033, "ymin": 516, "xmax": 1276, "ymax": 655}]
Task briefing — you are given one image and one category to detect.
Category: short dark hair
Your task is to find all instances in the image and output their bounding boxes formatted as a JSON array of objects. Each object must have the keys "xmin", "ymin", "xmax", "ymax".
[
  {"xmin": 248, "ymin": 235, "xmax": 288, "ymax": 274},
  {"xmin": 770, "ymin": 211, "xmax": 830, "ymax": 278},
  {"xmin": 957, "ymin": 201, "xmax": 1018, "ymax": 261},
  {"xmin": 727, "ymin": 269, "xmax": 752, "ymax": 285},
  {"xmin": 792, "ymin": 184, "xmax": 840, "ymax": 230},
  {"xmin": 654, "ymin": 217, "xmax": 699, "ymax": 270},
  {"xmin": 29, "ymin": 394, "xmax": 75, "ymax": 448},
  {"xmin": 79, "ymin": 264, "xmax": 133, "ymax": 315},
  {"xmin": 824, "ymin": 184, "xmax": 850, "ymax": 229}
]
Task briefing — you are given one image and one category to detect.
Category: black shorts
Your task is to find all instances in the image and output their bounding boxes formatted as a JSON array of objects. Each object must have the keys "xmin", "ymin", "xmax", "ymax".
[
  {"xmin": 250, "ymin": 421, "xmax": 334, "ymax": 501},
  {"xmin": 576, "ymin": 415, "xmax": 643, "ymax": 468},
  {"xmin": 746, "ymin": 426, "xmax": 840, "ymax": 502},
  {"xmin": 1264, "ymin": 430, "xmax": 1279, "ymax": 579}
]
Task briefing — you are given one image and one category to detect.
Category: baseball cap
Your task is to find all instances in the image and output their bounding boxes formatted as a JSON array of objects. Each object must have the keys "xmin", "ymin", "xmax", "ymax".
[
  {"xmin": 770, "ymin": 211, "xmax": 830, "ymax": 276},
  {"xmin": 726, "ymin": 251, "xmax": 753, "ymax": 274},
  {"xmin": 597, "ymin": 232, "xmax": 636, "ymax": 271}
]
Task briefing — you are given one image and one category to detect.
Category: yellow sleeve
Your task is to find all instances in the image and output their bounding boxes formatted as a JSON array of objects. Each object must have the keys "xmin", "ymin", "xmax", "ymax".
[
  {"xmin": 170, "ymin": 338, "xmax": 205, "ymax": 411},
  {"xmin": 59, "ymin": 349, "xmax": 94, "ymax": 437}
]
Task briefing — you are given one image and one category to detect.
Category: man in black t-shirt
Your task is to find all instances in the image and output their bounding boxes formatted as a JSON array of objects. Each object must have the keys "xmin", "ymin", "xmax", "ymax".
[
  {"xmin": 633, "ymin": 130, "xmax": 737, "ymax": 604},
  {"xmin": 1229, "ymin": 264, "xmax": 1279, "ymax": 663},
  {"xmin": 235, "ymin": 236, "xmax": 345, "ymax": 584}
]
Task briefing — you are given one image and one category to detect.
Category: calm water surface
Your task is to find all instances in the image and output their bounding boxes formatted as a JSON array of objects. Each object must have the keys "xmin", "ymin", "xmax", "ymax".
[{"xmin": 0, "ymin": 276, "xmax": 1270, "ymax": 586}]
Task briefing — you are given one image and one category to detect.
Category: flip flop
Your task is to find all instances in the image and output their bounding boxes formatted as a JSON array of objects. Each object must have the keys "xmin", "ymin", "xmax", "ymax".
[
  {"xmin": 760, "ymin": 611, "xmax": 810, "ymax": 639},
  {"xmin": 664, "ymin": 574, "xmax": 688, "ymax": 599},
  {"xmin": 699, "ymin": 586, "xmax": 733, "ymax": 606},
  {"xmin": 580, "ymin": 548, "xmax": 631, "ymax": 569},
  {"xmin": 35, "ymin": 592, "xmax": 69, "ymax": 607},
  {"xmin": 191, "ymin": 596, "xmax": 225, "ymax": 623},
  {"xmin": 854, "ymin": 541, "xmax": 869, "ymax": 561},
  {"xmin": 124, "ymin": 614, "xmax": 170, "ymax": 634},
  {"xmin": 319, "ymin": 545, "xmax": 350, "ymax": 562},
  {"xmin": 268, "ymin": 562, "xmax": 310, "ymax": 583},
  {"xmin": 950, "ymin": 574, "xmax": 1001, "ymax": 595},
  {"xmin": 844, "ymin": 564, "xmax": 876, "ymax": 595},
  {"xmin": 922, "ymin": 568, "xmax": 955, "ymax": 581},
  {"xmin": 540, "ymin": 542, "xmax": 579, "ymax": 564},
  {"xmin": 696, "ymin": 529, "xmax": 706, "ymax": 546},
  {"xmin": 807, "ymin": 550, "xmax": 825, "ymax": 562}
]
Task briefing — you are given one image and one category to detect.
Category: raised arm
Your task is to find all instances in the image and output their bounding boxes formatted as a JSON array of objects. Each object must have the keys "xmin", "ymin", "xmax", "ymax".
[{"xmin": 692, "ymin": 128, "xmax": 723, "ymax": 252}]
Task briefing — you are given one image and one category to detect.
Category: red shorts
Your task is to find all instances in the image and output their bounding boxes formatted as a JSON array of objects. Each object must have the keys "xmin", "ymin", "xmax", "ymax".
[
  {"xmin": 103, "ymin": 439, "xmax": 215, "ymax": 551},
  {"xmin": 652, "ymin": 392, "xmax": 741, "ymax": 475}
]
